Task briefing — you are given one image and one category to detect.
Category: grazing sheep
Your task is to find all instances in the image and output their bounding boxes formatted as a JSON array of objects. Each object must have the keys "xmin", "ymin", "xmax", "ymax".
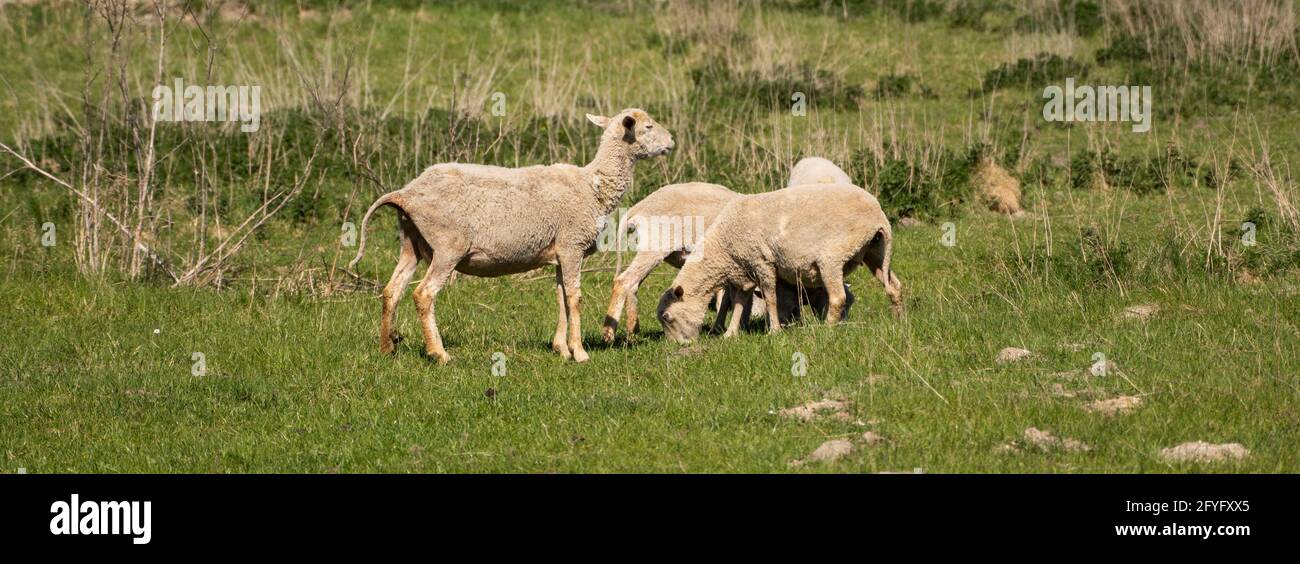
[
  {"xmin": 600, "ymin": 176, "xmax": 856, "ymax": 342},
  {"xmin": 656, "ymin": 183, "xmax": 903, "ymax": 343},
  {"xmin": 601, "ymin": 182, "xmax": 738, "ymax": 342},
  {"xmin": 349, "ymin": 109, "xmax": 674, "ymax": 363},
  {"xmin": 787, "ymin": 156, "xmax": 853, "ymax": 187}
]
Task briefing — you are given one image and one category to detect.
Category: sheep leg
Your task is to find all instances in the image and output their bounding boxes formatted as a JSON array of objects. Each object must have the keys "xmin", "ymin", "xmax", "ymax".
[
  {"xmin": 741, "ymin": 290, "xmax": 755, "ymax": 329},
  {"xmin": 757, "ymin": 268, "xmax": 781, "ymax": 334},
  {"xmin": 818, "ymin": 262, "xmax": 848, "ymax": 325},
  {"xmin": 379, "ymin": 231, "xmax": 419, "ymax": 355},
  {"xmin": 602, "ymin": 251, "xmax": 667, "ymax": 342},
  {"xmin": 775, "ymin": 281, "xmax": 801, "ymax": 326},
  {"xmin": 724, "ymin": 288, "xmax": 753, "ymax": 337},
  {"xmin": 552, "ymin": 269, "xmax": 571, "ymax": 359},
  {"xmin": 840, "ymin": 284, "xmax": 856, "ymax": 320},
  {"xmin": 558, "ymin": 253, "xmax": 590, "ymax": 362},
  {"xmin": 866, "ymin": 256, "xmax": 903, "ymax": 317},
  {"xmin": 882, "ymin": 270, "xmax": 904, "ymax": 317},
  {"xmin": 623, "ymin": 253, "xmax": 673, "ymax": 336},
  {"xmin": 864, "ymin": 231, "xmax": 904, "ymax": 317},
  {"xmin": 412, "ymin": 256, "xmax": 459, "ymax": 364},
  {"xmin": 709, "ymin": 288, "xmax": 733, "ymax": 335}
]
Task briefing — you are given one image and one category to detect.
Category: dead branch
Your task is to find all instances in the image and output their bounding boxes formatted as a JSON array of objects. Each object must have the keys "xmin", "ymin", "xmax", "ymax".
[{"xmin": 0, "ymin": 140, "xmax": 178, "ymax": 281}]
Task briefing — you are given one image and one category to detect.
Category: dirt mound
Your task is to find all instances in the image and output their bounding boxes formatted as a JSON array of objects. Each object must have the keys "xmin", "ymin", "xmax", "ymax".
[
  {"xmin": 999, "ymin": 427, "xmax": 1090, "ymax": 454},
  {"xmin": 1024, "ymin": 427, "xmax": 1090, "ymax": 452},
  {"xmin": 778, "ymin": 399, "xmax": 852, "ymax": 422},
  {"xmin": 790, "ymin": 439, "xmax": 854, "ymax": 466},
  {"xmin": 972, "ymin": 157, "xmax": 1022, "ymax": 215},
  {"xmin": 996, "ymin": 347, "xmax": 1032, "ymax": 363},
  {"xmin": 1121, "ymin": 304, "xmax": 1160, "ymax": 320},
  {"xmin": 1159, "ymin": 441, "xmax": 1249, "ymax": 463},
  {"xmin": 1083, "ymin": 395, "xmax": 1143, "ymax": 416}
]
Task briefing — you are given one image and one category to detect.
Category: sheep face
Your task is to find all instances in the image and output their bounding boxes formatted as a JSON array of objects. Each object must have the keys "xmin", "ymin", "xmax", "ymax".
[
  {"xmin": 656, "ymin": 285, "xmax": 707, "ymax": 344},
  {"xmin": 587, "ymin": 109, "xmax": 675, "ymax": 160}
]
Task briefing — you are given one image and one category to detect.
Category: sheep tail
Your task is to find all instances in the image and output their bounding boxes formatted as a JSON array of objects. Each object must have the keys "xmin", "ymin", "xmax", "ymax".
[
  {"xmin": 348, "ymin": 191, "xmax": 404, "ymax": 270},
  {"xmin": 864, "ymin": 225, "xmax": 894, "ymax": 279}
]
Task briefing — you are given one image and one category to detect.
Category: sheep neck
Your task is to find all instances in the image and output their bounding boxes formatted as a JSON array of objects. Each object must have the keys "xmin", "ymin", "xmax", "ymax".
[
  {"xmin": 586, "ymin": 140, "xmax": 637, "ymax": 213},
  {"xmin": 674, "ymin": 249, "xmax": 729, "ymax": 314}
]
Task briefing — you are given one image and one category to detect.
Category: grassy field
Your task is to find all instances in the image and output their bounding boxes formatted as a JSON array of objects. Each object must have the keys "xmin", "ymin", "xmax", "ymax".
[{"xmin": 1, "ymin": 0, "xmax": 1298, "ymax": 473}]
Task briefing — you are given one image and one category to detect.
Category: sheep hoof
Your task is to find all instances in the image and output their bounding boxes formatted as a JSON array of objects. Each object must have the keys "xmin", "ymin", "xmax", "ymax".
[
  {"xmin": 428, "ymin": 352, "xmax": 451, "ymax": 364},
  {"xmin": 600, "ymin": 326, "xmax": 616, "ymax": 343},
  {"xmin": 552, "ymin": 342, "xmax": 572, "ymax": 359},
  {"xmin": 380, "ymin": 332, "xmax": 404, "ymax": 355},
  {"xmin": 572, "ymin": 349, "xmax": 590, "ymax": 363}
]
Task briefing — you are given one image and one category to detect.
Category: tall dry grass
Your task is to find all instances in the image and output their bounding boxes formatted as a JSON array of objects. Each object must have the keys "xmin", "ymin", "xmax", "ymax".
[
  {"xmin": 4, "ymin": 0, "xmax": 1298, "ymax": 293},
  {"xmin": 1103, "ymin": 0, "xmax": 1300, "ymax": 69}
]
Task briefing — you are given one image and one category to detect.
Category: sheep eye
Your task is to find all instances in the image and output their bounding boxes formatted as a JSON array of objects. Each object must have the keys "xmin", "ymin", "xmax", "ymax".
[{"xmin": 645, "ymin": 124, "xmax": 653, "ymax": 130}]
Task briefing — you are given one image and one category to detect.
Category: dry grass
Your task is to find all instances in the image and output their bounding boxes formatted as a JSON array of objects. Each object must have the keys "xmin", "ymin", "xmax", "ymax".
[{"xmin": 1104, "ymin": 0, "xmax": 1300, "ymax": 68}]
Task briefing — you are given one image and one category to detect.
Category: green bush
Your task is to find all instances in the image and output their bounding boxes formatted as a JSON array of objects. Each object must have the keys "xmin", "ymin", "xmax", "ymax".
[
  {"xmin": 1233, "ymin": 207, "xmax": 1300, "ymax": 276},
  {"xmin": 1068, "ymin": 147, "xmax": 1210, "ymax": 195},
  {"xmin": 974, "ymin": 53, "xmax": 1088, "ymax": 96},
  {"xmin": 689, "ymin": 55, "xmax": 865, "ymax": 111},
  {"xmin": 874, "ymin": 73, "xmax": 914, "ymax": 99},
  {"xmin": 1095, "ymin": 35, "xmax": 1150, "ymax": 66},
  {"xmin": 849, "ymin": 143, "xmax": 982, "ymax": 221}
]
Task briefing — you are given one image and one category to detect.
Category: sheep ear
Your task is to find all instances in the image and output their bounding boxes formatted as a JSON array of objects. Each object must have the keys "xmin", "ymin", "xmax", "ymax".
[
  {"xmin": 673, "ymin": 285, "xmax": 684, "ymax": 299},
  {"xmin": 586, "ymin": 114, "xmax": 609, "ymax": 128}
]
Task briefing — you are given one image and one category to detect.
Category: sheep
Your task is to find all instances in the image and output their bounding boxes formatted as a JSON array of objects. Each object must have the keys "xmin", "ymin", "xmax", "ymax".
[
  {"xmin": 771, "ymin": 156, "xmax": 859, "ymax": 325},
  {"xmin": 600, "ymin": 178, "xmax": 856, "ymax": 342},
  {"xmin": 788, "ymin": 156, "xmax": 853, "ymax": 187},
  {"xmin": 601, "ymin": 182, "xmax": 738, "ymax": 342},
  {"xmin": 656, "ymin": 183, "xmax": 903, "ymax": 344},
  {"xmin": 348, "ymin": 109, "xmax": 674, "ymax": 363},
  {"xmin": 604, "ymin": 157, "xmax": 859, "ymax": 342}
]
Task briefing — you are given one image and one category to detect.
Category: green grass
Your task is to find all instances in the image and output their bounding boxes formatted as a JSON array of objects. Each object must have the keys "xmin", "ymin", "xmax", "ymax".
[
  {"xmin": 1, "ymin": 1, "xmax": 1298, "ymax": 473},
  {"xmin": 4, "ymin": 193, "xmax": 1297, "ymax": 472}
]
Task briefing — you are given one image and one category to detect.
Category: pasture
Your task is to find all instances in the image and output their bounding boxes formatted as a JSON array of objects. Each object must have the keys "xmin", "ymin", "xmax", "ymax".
[{"xmin": 1, "ymin": 0, "xmax": 1297, "ymax": 472}]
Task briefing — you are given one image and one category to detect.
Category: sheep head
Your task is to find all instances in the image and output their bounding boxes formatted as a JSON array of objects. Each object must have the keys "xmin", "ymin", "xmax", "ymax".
[
  {"xmin": 587, "ymin": 109, "xmax": 674, "ymax": 160},
  {"xmin": 656, "ymin": 284, "xmax": 707, "ymax": 344}
]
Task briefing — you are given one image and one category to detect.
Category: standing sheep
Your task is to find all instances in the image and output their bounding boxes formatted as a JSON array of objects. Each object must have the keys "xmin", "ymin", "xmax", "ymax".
[
  {"xmin": 656, "ymin": 183, "xmax": 903, "ymax": 344},
  {"xmin": 349, "ymin": 109, "xmax": 674, "ymax": 363},
  {"xmin": 776, "ymin": 156, "xmax": 859, "ymax": 324}
]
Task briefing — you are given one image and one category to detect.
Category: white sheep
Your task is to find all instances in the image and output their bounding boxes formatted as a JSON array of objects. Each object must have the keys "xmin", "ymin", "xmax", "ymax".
[
  {"xmin": 349, "ymin": 109, "xmax": 674, "ymax": 363},
  {"xmin": 601, "ymin": 182, "xmax": 738, "ymax": 342},
  {"xmin": 788, "ymin": 156, "xmax": 853, "ymax": 187},
  {"xmin": 773, "ymin": 156, "xmax": 859, "ymax": 324},
  {"xmin": 656, "ymin": 183, "xmax": 903, "ymax": 343},
  {"xmin": 600, "ymin": 177, "xmax": 855, "ymax": 342}
]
